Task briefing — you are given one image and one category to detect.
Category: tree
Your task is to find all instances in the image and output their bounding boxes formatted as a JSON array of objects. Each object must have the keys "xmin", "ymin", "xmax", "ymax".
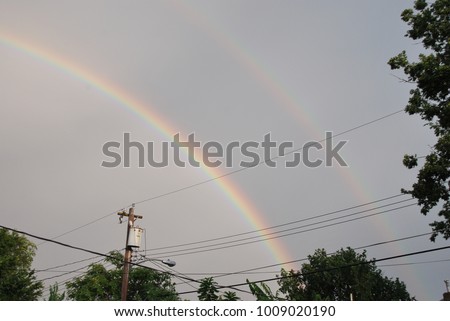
[
  {"xmin": 221, "ymin": 291, "xmax": 240, "ymax": 301},
  {"xmin": 388, "ymin": 0, "xmax": 450, "ymax": 241},
  {"xmin": 247, "ymin": 280, "xmax": 279, "ymax": 301},
  {"xmin": 66, "ymin": 251, "xmax": 179, "ymax": 301},
  {"xmin": 197, "ymin": 277, "xmax": 219, "ymax": 301},
  {"xmin": 196, "ymin": 277, "xmax": 241, "ymax": 301},
  {"xmin": 277, "ymin": 248, "xmax": 412, "ymax": 301},
  {"xmin": 47, "ymin": 283, "xmax": 65, "ymax": 301},
  {"xmin": 0, "ymin": 228, "xmax": 43, "ymax": 300}
]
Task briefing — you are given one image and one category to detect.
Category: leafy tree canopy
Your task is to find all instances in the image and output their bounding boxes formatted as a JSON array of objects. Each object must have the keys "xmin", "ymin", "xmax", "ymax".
[
  {"xmin": 277, "ymin": 248, "xmax": 412, "ymax": 301},
  {"xmin": 66, "ymin": 251, "xmax": 179, "ymax": 301},
  {"xmin": 247, "ymin": 280, "xmax": 280, "ymax": 301},
  {"xmin": 197, "ymin": 277, "xmax": 219, "ymax": 301},
  {"xmin": 197, "ymin": 277, "xmax": 241, "ymax": 301},
  {"xmin": 47, "ymin": 283, "xmax": 65, "ymax": 301},
  {"xmin": 0, "ymin": 228, "xmax": 43, "ymax": 300},
  {"xmin": 388, "ymin": 0, "xmax": 450, "ymax": 240}
]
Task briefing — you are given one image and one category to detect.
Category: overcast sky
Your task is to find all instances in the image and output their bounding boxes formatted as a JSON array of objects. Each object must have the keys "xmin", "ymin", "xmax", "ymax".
[{"xmin": 0, "ymin": 0, "xmax": 448, "ymax": 300}]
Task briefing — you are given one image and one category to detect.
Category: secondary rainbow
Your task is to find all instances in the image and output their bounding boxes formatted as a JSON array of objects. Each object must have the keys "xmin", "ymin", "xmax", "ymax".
[
  {"xmin": 171, "ymin": 2, "xmax": 424, "ymax": 294},
  {"xmin": 0, "ymin": 33, "xmax": 294, "ymax": 267},
  {"xmin": 171, "ymin": 0, "xmax": 372, "ymax": 203}
]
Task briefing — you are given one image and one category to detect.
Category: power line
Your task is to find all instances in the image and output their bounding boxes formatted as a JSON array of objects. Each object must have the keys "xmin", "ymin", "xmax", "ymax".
[
  {"xmin": 41, "ymin": 230, "xmax": 433, "ymax": 297},
  {"xmin": 175, "ymin": 231, "xmax": 432, "ymax": 283},
  {"xmin": 40, "ymin": 261, "xmax": 117, "ymax": 297},
  {"xmin": 37, "ymin": 109, "xmax": 404, "ymax": 245},
  {"xmin": 175, "ymin": 244, "xmax": 450, "ymax": 296},
  {"xmin": 150, "ymin": 260, "xmax": 198, "ymax": 291},
  {"xmin": 37, "ymin": 257, "xmax": 107, "ymax": 282},
  {"xmin": 36, "ymin": 209, "xmax": 121, "ymax": 246},
  {"xmin": 194, "ymin": 258, "xmax": 450, "ymax": 274},
  {"xmin": 15, "ymin": 222, "xmax": 442, "ymax": 300},
  {"xmin": 34, "ymin": 195, "xmax": 414, "ymax": 277},
  {"xmin": 36, "ymin": 254, "xmax": 104, "ymax": 272},
  {"xmin": 134, "ymin": 109, "xmax": 404, "ymax": 207},
  {"xmin": 0, "ymin": 224, "xmax": 237, "ymax": 295},
  {"xmin": 146, "ymin": 194, "xmax": 407, "ymax": 252},
  {"xmin": 145, "ymin": 202, "xmax": 417, "ymax": 258},
  {"xmin": 9, "ymin": 202, "xmax": 422, "ymax": 293},
  {"xmin": 379, "ymin": 258, "xmax": 450, "ymax": 268},
  {"xmin": 36, "ymin": 195, "xmax": 413, "ymax": 274},
  {"xmin": 151, "ymin": 257, "xmax": 253, "ymax": 296},
  {"xmin": 40, "ymin": 231, "xmax": 439, "ymax": 299},
  {"xmin": 145, "ymin": 199, "xmax": 413, "ymax": 255}
]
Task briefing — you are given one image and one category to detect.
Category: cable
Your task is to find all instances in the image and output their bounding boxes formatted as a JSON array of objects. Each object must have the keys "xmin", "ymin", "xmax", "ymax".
[
  {"xmin": 37, "ymin": 109, "xmax": 404, "ymax": 245},
  {"xmin": 146, "ymin": 194, "xmax": 407, "ymax": 252},
  {"xmin": 37, "ymin": 257, "xmax": 107, "ymax": 282},
  {"xmin": 40, "ymin": 261, "xmax": 117, "ymax": 297},
  {"xmin": 174, "ymin": 244, "xmax": 450, "ymax": 296},
  {"xmin": 36, "ymin": 255, "xmax": 103, "ymax": 272},
  {"xmin": 134, "ymin": 109, "xmax": 404, "ymax": 207},
  {"xmin": 145, "ymin": 202, "xmax": 417, "ymax": 258},
  {"xmin": 41, "ymin": 231, "xmax": 431, "ymax": 296},
  {"xmin": 174, "ymin": 231, "xmax": 432, "ymax": 283},
  {"xmin": 152, "ymin": 258, "xmax": 253, "ymax": 296},
  {"xmin": 145, "ymin": 199, "xmax": 414, "ymax": 256},
  {"xmin": 379, "ymin": 258, "xmax": 450, "ymax": 267},
  {"xmin": 147, "ymin": 200, "xmax": 416, "ymax": 257},
  {"xmin": 167, "ymin": 247, "xmax": 448, "ymax": 277},
  {"xmin": 36, "ymin": 209, "xmax": 121, "ymax": 246},
  {"xmin": 16, "ymin": 223, "xmax": 441, "ymax": 300},
  {"xmin": 150, "ymin": 260, "xmax": 199, "ymax": 291},
  {"xmin": 34, "ymin": 195, "xmax": 414, "ymax": 278},
  {"xmin": 40, "ymin": 231, "xmax": 437, "ymax": 299},
  {"xmin": 36, "ymin": 196, "xmax": 413, "ymax": 278},
  {"xmin": 0, "ymin": 224, "xmax": 240, "ymax": 296}
]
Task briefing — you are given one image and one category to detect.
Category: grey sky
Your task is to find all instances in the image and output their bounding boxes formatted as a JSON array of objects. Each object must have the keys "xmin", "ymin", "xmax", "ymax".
[{"xmin": 0, "ymin": 0, "xmax": 448, "ymax": 300}]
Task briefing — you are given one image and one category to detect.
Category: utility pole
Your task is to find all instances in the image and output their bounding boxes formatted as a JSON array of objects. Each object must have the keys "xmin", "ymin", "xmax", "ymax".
[{"xmin": 118, "ymin": 205, "xmax": 143, "ymax": 301}]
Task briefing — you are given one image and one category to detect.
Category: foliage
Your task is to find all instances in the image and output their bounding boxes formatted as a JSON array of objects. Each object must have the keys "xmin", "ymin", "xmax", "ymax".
[
  {"xmin": 388, "ymin": 0, "xmax": 450, "ymax": 240},
  {"xmin": 221, "ymin": 291, "xmax": 240, "ymax": 301},
  {"xmin": 47, "ymin": 283, "xmax": 65, "ymax": 301},
  {"xmin": 197, "ymin": 277, "xmax": 219, "ymax": 301},
  {"xmin": 196, "ymin": 278, "xmax": 241, "ymax": 301},
  {"xmin": 0, "ymin": 228, "xmax": 43, "ymax": 300},
  {"xmin": 247, "ymin": 280, "xmax": 279, "ymax": 301},
  {"xmin": 277, "ymin": 248, "xmax": 412, "ymax": 301},
  {"xmin": 66, "ymin": 251, "xmax": 178, "ymax": 301}
]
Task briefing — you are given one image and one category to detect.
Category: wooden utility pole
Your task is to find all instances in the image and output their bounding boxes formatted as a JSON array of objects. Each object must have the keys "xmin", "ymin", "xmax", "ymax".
[{"xmin": 118, "ymin": 205, "xmax": 143, "ymax": 301}]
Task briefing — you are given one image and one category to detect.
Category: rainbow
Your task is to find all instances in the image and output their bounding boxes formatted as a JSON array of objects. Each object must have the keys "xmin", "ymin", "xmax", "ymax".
[
  {"xmin": 168, "ymin": 2, "xmax": 425, "ymax": 296},
  {"xmin": 0, "ymin": 33, "xmax": 294, "ymax": 267},
  {"xmin": 169, "ymin": 0, "xmax": 372, "ymax": 202}
]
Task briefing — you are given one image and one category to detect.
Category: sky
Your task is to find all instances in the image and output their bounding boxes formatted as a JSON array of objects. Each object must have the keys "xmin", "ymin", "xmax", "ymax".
[{"xmin": 0, "ymin": 0, "xmax": 448, "ymax": 300}]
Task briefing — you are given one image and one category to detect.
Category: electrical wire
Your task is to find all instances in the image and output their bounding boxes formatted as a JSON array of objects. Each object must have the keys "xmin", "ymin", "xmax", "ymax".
[
  {"xmin": 183, "ymin": 257, "xmax": 450, "ymax": 275},
  {"xmin": 35, "ymin": 109, "xmax": 405, "ymax": 245},
  {"xmin": 146, "ymin": 194, "xmax": 407, "ymax": 252},
  {"xmin": 152, "ymin": 258, "xmax": 253, "ymax": 296},
  {"xmin": 36, "ymin": 209, "xmax": 121, "ymax": 246},
  {"xmin": 174, "ymin": 244, "xmax": 450, "ymax": 296},
  {"xmin": 145, "ymin": 202, "xmax": 417, "ymax": 258},
  {"xmin": 37, "ymin": 257, "xmax": 107, "ymax": 282},
  {"xmin": 134, "ymin": 109, "xmax": 404, "ymax": 207},
  {"xmin": 172, "ymin": 231, "xmax": 432, "ymax": 284},
  {"xmin": 150, "ymin": 260, "xmax": 198, "ymax": 291},
  {"xmin": 379, "ymin": 258, "xmax": 450, "ymax": 268},
  {"xmin": 22, "ymin": 224, "xmax": 441, "ymax": 300},
  {"xmin": 40, "ymin": 261, "xmax": 117, "ymax": 297},
  {"xmin": 35, "ymin": 255, "xmax": 104, "ymax": 272},
  {"xmin": 0, "ymin": 224, "xmax": 241, "ymax": 297}
]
